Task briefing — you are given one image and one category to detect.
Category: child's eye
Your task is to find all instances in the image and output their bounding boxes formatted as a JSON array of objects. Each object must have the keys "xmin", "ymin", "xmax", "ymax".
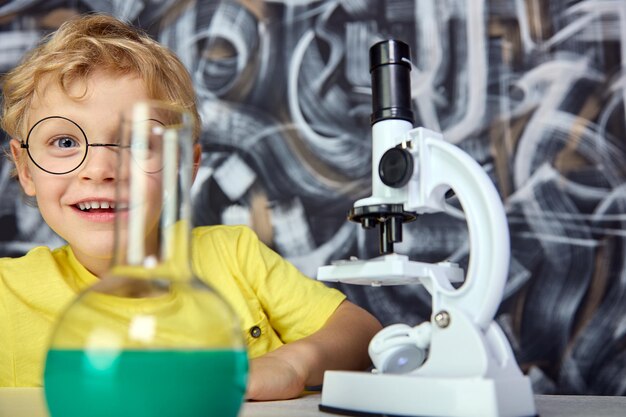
[{"xmin": 51, "ymin": 135, "xmax": 81, "ymax": 149}]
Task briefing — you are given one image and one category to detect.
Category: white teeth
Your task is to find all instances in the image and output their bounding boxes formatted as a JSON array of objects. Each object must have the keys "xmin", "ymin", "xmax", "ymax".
[{"xmin": 77, "ymin": 201, "xmax": 115, "ymax": 211}]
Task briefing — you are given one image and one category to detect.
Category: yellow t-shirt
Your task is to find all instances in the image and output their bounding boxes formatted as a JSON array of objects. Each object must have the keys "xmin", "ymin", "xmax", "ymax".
[{"xmin": 0, "ymin": 225, "xmax": 346, "ymax": 387}]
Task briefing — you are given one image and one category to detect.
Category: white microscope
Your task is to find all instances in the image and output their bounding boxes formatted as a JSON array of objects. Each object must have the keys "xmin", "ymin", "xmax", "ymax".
[{"xmin": 317, "ymin": 40, "xmax": 537, "ymax": 417}]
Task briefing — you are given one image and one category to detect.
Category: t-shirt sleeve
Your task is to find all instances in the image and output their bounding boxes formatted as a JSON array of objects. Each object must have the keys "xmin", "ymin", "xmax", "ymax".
[{"xmin": 234, "ymin": 227, "xmax": 346, "ymax": 343}]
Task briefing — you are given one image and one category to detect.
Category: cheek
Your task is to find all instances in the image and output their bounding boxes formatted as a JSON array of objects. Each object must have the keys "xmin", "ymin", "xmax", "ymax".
[
  {"xmin": 32, "ymin": 179, "xmax": 69, "ymax": 236},
  {"xmin": 146, "ymin": 176, "xmax": 164, "ymax": 223},
  {"xmin": 148, "ymin": 176, "xmax": 163, "ymax": 206},
  {"xmin": 30, "ymin": 173, "xmax": 65, "ymax": 205},
  {"xmin": 35, "ymin": 184, "xmax": 62, "ymax": 224}
]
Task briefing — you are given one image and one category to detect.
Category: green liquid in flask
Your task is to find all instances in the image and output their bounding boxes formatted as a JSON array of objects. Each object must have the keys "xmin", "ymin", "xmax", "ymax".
[{"xmin": 44, "ymin": 349, "xmax": 248, "ymax": 417}]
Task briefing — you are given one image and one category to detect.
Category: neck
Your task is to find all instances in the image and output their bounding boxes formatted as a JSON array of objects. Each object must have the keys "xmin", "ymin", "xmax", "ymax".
[{"xmin": 70, "ymin": 247, "xmax": 112, "ymax": 279}]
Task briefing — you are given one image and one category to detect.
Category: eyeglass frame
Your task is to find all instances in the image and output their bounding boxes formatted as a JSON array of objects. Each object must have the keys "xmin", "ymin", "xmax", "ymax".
[{"xmin": 19, "ymin": 115, "xmax": 165, "ymax": 175}]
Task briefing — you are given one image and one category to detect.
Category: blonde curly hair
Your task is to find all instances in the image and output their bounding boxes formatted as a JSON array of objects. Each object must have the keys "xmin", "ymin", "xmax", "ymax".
[{"xmin": 1, "ymin": 13, "xmax": 200, "ymax": 156}]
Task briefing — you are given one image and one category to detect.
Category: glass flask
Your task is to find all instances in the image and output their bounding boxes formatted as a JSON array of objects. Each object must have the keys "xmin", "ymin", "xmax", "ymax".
[{"xmin": 44, "ymin": 101, "xmax": 248, "ymax": 417}]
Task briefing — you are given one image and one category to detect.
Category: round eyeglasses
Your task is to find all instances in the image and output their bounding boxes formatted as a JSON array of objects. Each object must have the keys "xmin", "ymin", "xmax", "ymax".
[{"xmin": 20, "ymin": 116, "xmax": 165, "ymax": 175}]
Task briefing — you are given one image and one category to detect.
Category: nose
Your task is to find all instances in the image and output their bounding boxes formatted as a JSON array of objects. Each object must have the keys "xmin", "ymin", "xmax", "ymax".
[{"xmin": 78, "ymin": 144, "xmax": 119, "ymax": 182}]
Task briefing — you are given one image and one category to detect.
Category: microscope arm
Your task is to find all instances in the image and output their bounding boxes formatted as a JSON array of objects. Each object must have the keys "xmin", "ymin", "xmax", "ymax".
[{"xmin": 404, "ymin": 128, "xmax": 509, "ymax": 330}]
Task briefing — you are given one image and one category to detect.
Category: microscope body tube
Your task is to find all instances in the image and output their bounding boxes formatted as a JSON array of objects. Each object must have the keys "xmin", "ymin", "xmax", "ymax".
[{"xmin": 354, "ymin": 40, "xmax": 414, "ymax": 208}]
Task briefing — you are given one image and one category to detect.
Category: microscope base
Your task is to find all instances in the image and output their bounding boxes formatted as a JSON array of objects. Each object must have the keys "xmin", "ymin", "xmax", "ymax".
[{"xmin": 319, "ymin": 370, "xmax": 537, "ymax": 417}]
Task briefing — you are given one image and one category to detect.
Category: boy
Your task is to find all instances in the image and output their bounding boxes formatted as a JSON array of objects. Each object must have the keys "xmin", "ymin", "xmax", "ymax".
[{"xmin": 0, "ymin": 14, "xmax": 381, "ymax": 400}]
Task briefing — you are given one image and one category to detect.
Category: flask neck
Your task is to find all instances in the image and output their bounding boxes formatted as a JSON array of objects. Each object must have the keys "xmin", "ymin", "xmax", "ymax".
[
  {"xmin": 109, "ymin": 102, "xmax": 195, "ymax": 282},
  {"xmin": 109, "ymin": 219, "xmax": 193, "ymax": 282}
]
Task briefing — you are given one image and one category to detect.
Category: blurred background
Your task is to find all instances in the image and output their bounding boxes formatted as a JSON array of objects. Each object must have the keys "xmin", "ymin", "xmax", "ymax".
[{"xmin": 1, "ymin": 0, "xmax": 625, "ymax": 395}]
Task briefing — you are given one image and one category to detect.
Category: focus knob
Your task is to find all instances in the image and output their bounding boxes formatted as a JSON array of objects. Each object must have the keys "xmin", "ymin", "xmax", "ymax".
[{"xmin": 379, "ymin": 147, "xmax": 413, "ymax": 188}]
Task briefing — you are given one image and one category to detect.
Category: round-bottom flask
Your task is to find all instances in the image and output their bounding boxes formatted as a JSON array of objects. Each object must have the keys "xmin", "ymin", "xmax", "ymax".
[{"xmin": 44, "ymin": 101, "xmax": 248, "ymax": 417}]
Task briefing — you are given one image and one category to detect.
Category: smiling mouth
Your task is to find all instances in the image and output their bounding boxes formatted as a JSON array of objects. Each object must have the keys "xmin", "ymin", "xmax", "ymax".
[{"xmin": 74, "ymin": 201, "xmax": 129, "ymax": 212}]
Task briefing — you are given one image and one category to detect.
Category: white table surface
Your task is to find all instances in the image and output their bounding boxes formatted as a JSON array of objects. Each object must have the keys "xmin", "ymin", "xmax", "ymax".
[
  {"xmin": 1, "ymin": 388, "xmax": 625, "ymax": 417},
  {"xmin": 244, "ymin": 393, "xmax": 626, "ymax": 417}
]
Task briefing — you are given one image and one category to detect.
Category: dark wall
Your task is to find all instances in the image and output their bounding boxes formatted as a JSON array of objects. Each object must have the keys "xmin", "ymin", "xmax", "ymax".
[{"xmin": 1, "ymin": 0, "xmax": 625, "ymax": 395}]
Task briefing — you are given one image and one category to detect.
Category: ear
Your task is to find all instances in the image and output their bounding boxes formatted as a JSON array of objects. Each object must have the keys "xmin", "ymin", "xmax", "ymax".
[
  {"xmin": 192, "ymin": 143, "xmax": 202, "ymax": 182},
  {"xmin": 9, "ymin": 139, "xmax": 36, "ymax": 196}
]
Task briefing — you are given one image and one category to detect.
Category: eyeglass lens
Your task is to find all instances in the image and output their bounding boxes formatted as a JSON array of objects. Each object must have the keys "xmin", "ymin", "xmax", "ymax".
[{"xmin": 26, "ymin": 116, "xmax": 89, "ymax": 174}]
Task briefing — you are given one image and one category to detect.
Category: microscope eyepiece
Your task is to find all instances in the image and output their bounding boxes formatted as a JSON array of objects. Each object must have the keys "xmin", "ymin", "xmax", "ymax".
[{"xmin": 370, "ymin": 40, "xmax": 414, "ymax": 125}]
